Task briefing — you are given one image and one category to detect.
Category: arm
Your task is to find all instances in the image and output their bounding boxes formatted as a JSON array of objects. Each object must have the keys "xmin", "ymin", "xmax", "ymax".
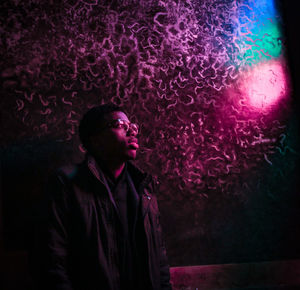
[{"xmin": 35, "ymin": 173, "xmax": 74, "ymax": 290}]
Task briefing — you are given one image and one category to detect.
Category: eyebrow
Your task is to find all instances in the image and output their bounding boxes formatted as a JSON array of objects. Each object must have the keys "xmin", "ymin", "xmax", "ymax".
[{"xmin": 106, "ymin": 118, "xmax": 130, "ymax": 122}]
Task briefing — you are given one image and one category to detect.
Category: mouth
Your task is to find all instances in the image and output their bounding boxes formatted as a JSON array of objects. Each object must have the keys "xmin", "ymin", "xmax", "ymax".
[{"xmin": 128, "ymin": 139, "xmax": 139, "ymax": 150}]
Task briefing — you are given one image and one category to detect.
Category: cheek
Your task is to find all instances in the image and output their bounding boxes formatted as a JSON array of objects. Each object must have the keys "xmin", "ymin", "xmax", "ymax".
[
  {"xmin": 106, "ymin": 131, "xmax": 127, "ymax": 149},
  {"xmin": 92, "ymin": 130, "xmax": 128, "ymax": 154}
]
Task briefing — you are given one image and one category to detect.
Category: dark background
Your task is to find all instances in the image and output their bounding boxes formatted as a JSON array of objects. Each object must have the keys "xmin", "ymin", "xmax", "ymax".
[{"xmin": 1, "ymin": 0, "xmax": 299, "ymax": 274}]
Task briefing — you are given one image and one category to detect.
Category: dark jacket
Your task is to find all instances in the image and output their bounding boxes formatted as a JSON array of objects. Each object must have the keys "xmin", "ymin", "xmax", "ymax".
[{"xmin": 34, "ymin": 156, "xmax": 172, "ymax": 290}]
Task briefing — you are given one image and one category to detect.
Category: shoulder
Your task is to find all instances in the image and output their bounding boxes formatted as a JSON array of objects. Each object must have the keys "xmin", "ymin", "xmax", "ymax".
[
  {"xmin": 57, "ymin": 164, "xmax": 80, "ymax": 181},
  {"xmin": 46, "ymin": 162, "xmax": 85, "ymax": 195},
  {"xmin": 55, "ymin": 159, "xmax": 92, "ymax": 183}
]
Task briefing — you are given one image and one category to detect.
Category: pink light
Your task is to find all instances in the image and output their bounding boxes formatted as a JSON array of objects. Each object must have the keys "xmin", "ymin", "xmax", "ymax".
[{"xmin": 240, "ymin": 60, "xmax": 289, "ymax": 111}]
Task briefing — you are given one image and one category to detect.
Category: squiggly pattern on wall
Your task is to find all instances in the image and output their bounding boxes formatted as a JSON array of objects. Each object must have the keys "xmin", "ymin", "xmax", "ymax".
[{"xmin": 1, "ymin": 0, "xmax": 292, "ymax": 194}]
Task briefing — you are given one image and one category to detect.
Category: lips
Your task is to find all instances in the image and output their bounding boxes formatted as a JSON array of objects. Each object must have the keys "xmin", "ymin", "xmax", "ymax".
[{"xmin": 128, "ymin": 138, "xmax": 139, "ymax": 149}]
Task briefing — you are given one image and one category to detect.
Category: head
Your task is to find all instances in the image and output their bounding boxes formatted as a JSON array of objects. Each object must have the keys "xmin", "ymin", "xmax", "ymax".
[{"xmin": 79, "ymin": 104, "xmax": 139, "ymax": 163}]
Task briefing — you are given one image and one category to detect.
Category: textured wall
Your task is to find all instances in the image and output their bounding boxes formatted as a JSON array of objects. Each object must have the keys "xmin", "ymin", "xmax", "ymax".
[{"xmin": 1, "ymin": 0, "xmax": 300, "ymax": 266}]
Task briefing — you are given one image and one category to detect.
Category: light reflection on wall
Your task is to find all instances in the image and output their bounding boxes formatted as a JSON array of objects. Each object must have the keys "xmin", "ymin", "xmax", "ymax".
[
  {"xmin": 237, "ymin": 0, "xmax": 283, "ymax": 65},
  {"xmin": 233, "ymin": 0, "xmax": 290, "ymax": 112},
  {"xmin": 240, "ymin": 59, "xmax": 289, "ymax": 111}
]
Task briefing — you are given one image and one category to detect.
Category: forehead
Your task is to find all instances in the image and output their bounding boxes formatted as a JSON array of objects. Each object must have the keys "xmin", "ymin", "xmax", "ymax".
[{"xmin": 103, "ymin": 111, "xmax": 129, "ymax": 122}]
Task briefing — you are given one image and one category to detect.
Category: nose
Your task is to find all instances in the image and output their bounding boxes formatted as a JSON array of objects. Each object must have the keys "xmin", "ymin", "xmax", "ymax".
[{"xmin": 127, "ymin": 125, "xmax": 138, "ymax": 137}]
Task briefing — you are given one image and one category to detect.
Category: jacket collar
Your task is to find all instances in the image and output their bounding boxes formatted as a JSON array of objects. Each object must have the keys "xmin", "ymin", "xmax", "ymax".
[
  {"xmin": 86, "ymin": 154, "xmax": 153, "ymax": 218},
  {"xmin": 87, "ymin": 154, "xmax": 106, "ymax": 184},
  {"xmin": 86, "ymin": 154, "xmax": 152, "ymax": 192}
]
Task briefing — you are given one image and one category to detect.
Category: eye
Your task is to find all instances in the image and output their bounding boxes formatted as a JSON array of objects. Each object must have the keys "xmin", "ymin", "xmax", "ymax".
[
  {"xmin": 111, "ymin": 120, "xmax": 121, "ymax": 128},
  {"xmin": 131, "ymin": 123, "xmax": 139, "ymax": 132},
  {"xmin": 121, "ymin": 122, "xmax": 129, "ymax": 131}
]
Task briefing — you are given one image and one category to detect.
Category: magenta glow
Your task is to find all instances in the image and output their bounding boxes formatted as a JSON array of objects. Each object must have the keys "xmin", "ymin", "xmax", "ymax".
[{"xmin": 240, "ymin": 60, "xmax": 290, "ymax": 112}]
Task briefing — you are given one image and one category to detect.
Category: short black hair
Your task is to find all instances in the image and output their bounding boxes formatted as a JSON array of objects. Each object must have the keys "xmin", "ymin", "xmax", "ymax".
[{"xmin": 79, "ymin": 103, "xmax": 124, "ymax": 150}]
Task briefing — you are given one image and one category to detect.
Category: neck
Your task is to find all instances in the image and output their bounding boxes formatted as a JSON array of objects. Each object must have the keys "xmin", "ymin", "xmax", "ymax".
[
  {"xmin": 107, "ymin": 162, "xmax": 125, "ymax": 180},
  {"xmin": 95, "ymin": 156, "xmax": 125, "ymax": 180}
]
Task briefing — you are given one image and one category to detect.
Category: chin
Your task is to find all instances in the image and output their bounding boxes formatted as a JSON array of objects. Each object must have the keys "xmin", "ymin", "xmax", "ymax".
[{"xmin": 126, "ymin": 150, "xmax": 137, "ymax": 160}]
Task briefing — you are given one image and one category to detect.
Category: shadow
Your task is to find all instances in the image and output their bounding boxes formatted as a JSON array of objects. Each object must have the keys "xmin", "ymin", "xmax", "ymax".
[{"xmin": 1, "ymin": 137, "xmax": 75, "ymax": 251}]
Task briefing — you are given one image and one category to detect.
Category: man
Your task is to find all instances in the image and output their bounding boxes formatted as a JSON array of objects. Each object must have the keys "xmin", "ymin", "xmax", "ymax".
[{"xmin": 34, "ymin": 104, "xmax": 172, "ymax": 290}]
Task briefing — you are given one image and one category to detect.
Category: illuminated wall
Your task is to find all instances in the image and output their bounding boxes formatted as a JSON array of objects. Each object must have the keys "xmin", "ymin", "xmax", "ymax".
[{"xmin": 1, "ymin": 0, "xmax": 299, "ymax": 265}]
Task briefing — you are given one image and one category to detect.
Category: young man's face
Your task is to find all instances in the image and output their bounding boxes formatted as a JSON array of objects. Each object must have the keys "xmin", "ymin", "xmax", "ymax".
[{"xmin": 90, "ymin": 111, "xmax": 139, "ymax": 163}]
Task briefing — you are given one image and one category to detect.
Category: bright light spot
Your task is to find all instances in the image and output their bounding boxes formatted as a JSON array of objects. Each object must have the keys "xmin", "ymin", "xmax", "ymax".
[{"xmin": 240, "ymin": 60, "xmax": 288, "ymax": 111}]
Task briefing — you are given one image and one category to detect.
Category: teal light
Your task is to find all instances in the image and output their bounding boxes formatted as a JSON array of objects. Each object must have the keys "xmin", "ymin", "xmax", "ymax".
[{"xmin": 237, "ymin": 0, "xmax": 282, "ymax": 66}]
